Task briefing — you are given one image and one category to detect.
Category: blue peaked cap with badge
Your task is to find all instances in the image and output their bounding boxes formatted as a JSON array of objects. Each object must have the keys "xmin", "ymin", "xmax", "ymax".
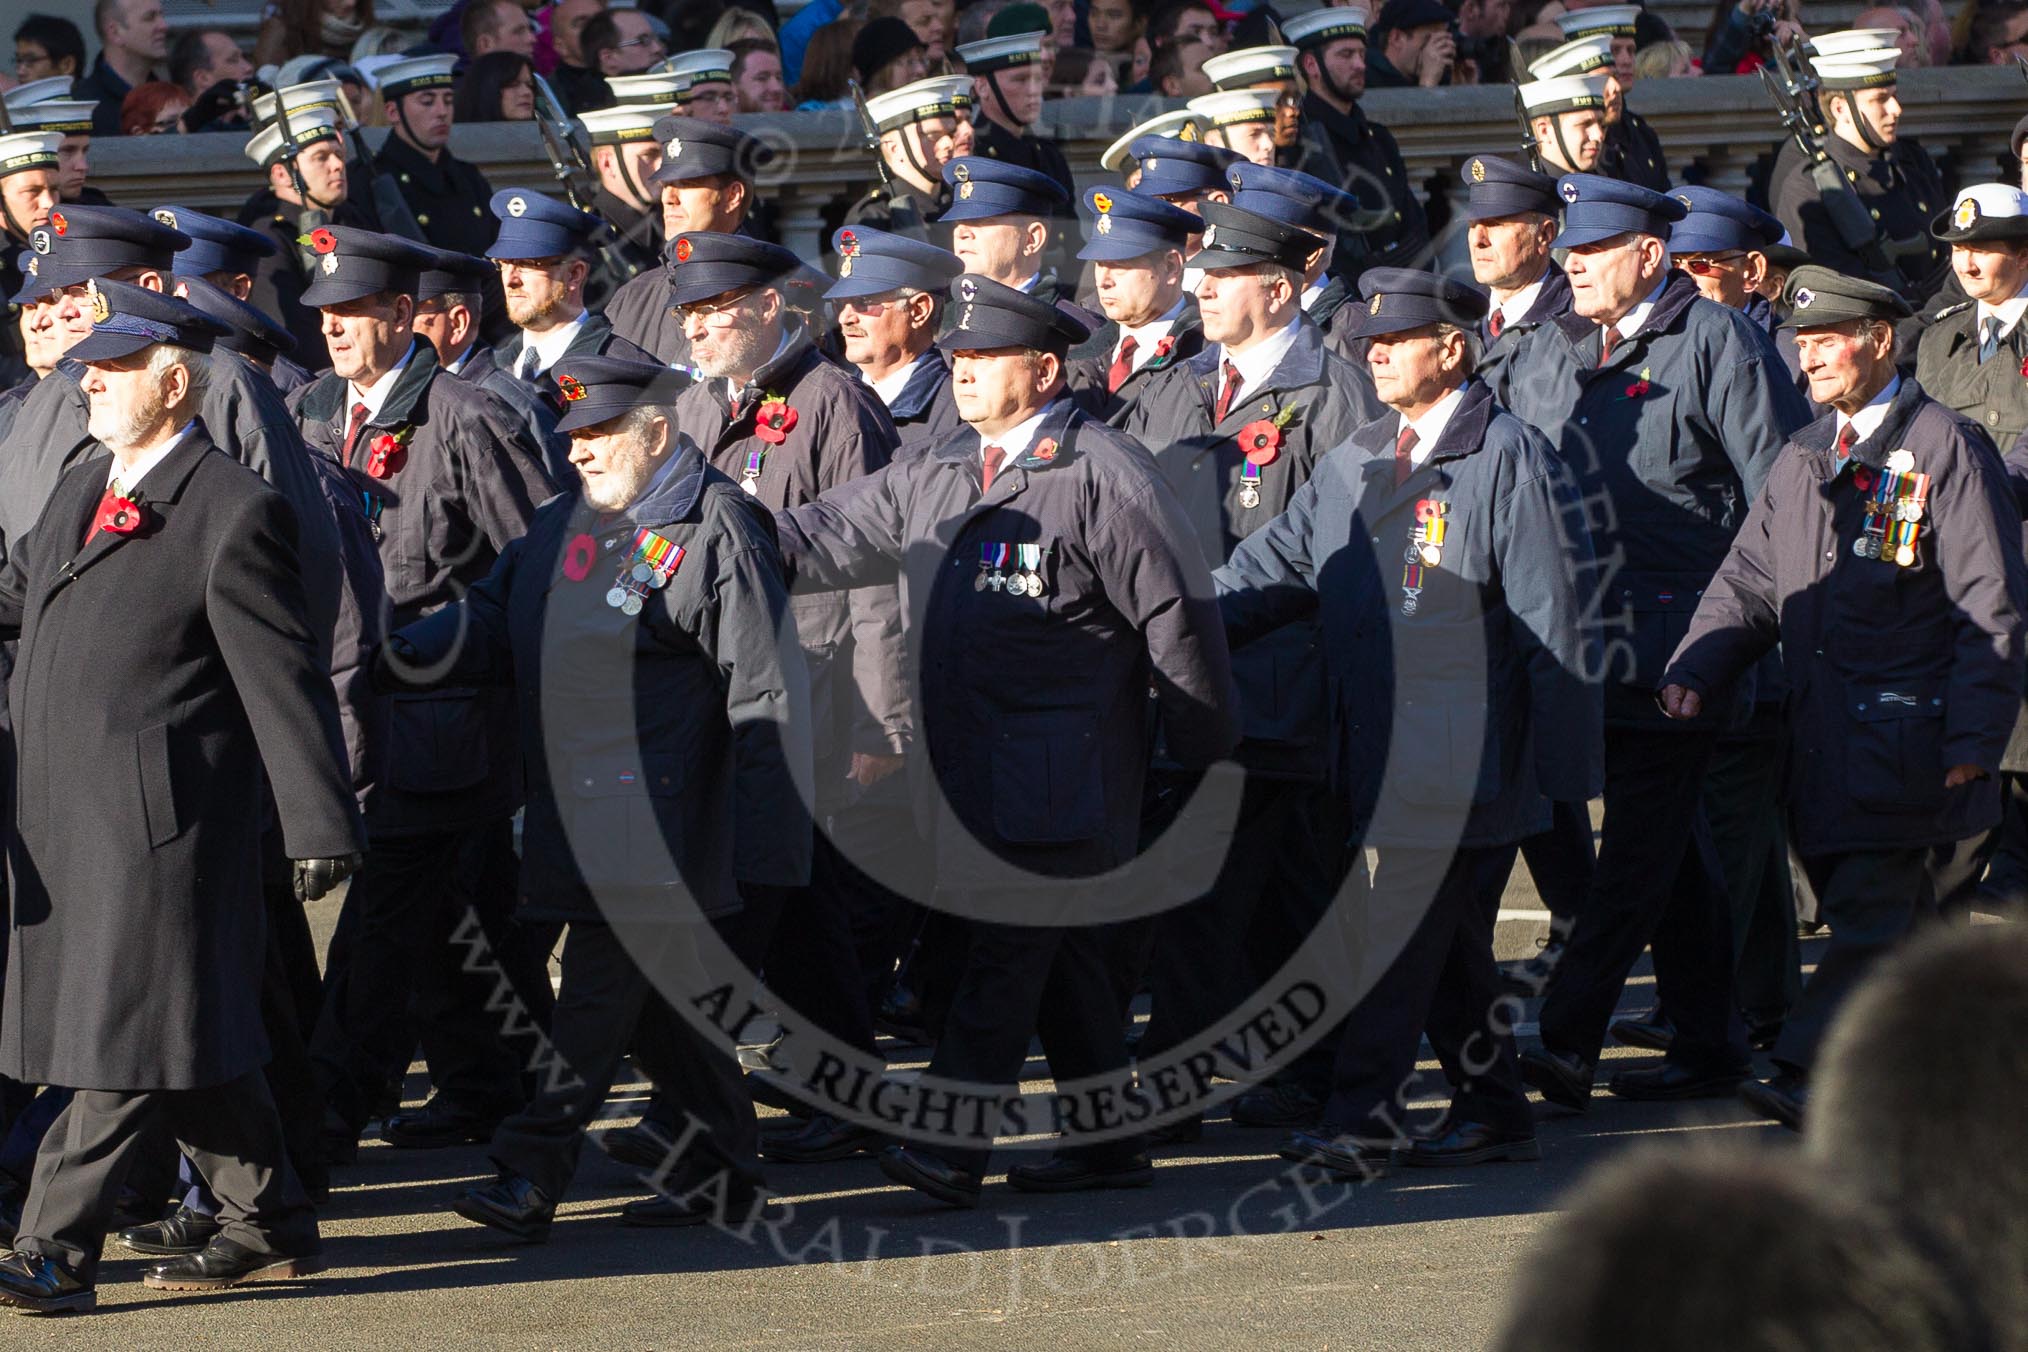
[
  {"xmin": 29, "ymin": 204, "xmax": 190, "ymax": 295},
  {"xmin": 664, "ymin": 230, "xmax": 801, "ymax": 306},
  {"xmin": 298, "ymin": 226, "xmax": 435, "ymax": 307},
  {"xmin": 154, "ymin": 205, "xmax": 278, "ymax": 279},
  {"xmin": 1552, "ymin": 174, "xmax": 1687, "ymax": 248},
  {"xmin": 487, "ymin": 188, "xmax": 602, "ymax": 260},
  {"xmin": 827, "ymin": 225, "xmax": 963, "ymax": 300},
  {"xmin": 1667, "ymin": 186, "xmax": 1783, "ymax": 255},
  {"xmin": 938, "ymin": 156, "xmax": 1068, "ymax": 222},
  {"xmin": 1130, "ymin": 136, "xmax": 1244, "ymax": 199},
  {"xmin": 938, "ymin": 273, "xmax": 1093, "ymax": 355},
  {"xmin": 1077, "ymin": 186, "xmax": 1199, "ymax": 262},
  {"xmin": 66, "ymin": 277, "xmax": 229, "ymax": 363},
  {"xmin": 551, "ymin": 354, "xmax": 692, "ymax": 432},
  {"xmin": 1226, "ymin": 162, "xmax": 1362, "ymax": 239},
  {"xmin": 1354, "ymin": 266, "xmax": 1491, "ymax": 339},
  {"xmin": 1458, "ymin": 154, "xmax": 1561, "ymax": 222}
]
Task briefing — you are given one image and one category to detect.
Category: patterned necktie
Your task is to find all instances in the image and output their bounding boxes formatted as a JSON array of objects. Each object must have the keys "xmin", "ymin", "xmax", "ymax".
[
  {"xmin": 1978, "ymin": 315, "xmax": 2002, "ymax": 364},
  {"xmin": 1598, "ymin": 325, "xmax": 1619, "ymax": 368},
  {"xmin": 1107, "ymin": 334, "xmax": 1138, "ymax": 393},
  {"xmin": 342, "ymin": 401, "xmax": 370, "ymax": 464},
  {"xmin": 1214, "ymin": 359, "xmax": 1243, "ymax": 422},
  {"xmin": 1393, "ymin": 424, "xmax": 1418, "ymax": 486},
  {"xmin": 1488, "ymin": 308, "xmax": 1505, "ymax": 339},
  {"xmin": 519, "ymin": 349, "xmax": 541, "ymax": 382},
  {"xmin": 980, "ymin": 443, "xmax": 1006, "ymax": 493}
]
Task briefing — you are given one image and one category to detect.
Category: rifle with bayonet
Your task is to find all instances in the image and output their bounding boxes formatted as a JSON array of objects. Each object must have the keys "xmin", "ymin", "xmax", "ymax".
[
  {"xmin": 850, "ymin": 79, "xmax": 926, "ymax": 240},
  {"xmin": 529, "ymin": 71, "xmax": 644, "ymax": 303},
  {"xmin": 258, "ymin": 81, "xmax": 333, "ymax": 264},
  {"xmin": 333, "ymin": 86, "xmax": 427, "ymax": 245},
  {"xmin": 1514, "ymin": 88, "xmax": 1541, "ymax": 172},
  {"xmin": 1759, "ymin": 31, "xmax": 1900, "ymax": 285}
]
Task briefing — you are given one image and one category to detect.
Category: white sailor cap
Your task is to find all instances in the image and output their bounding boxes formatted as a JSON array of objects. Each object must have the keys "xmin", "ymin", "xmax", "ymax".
[
  {"xmin": 4, "ymin": 77, "xmax": 73, "ymax": 108},
  {"xmin": 8, "ymin": 99, "xmax": 95, "ymax": 134},
  {"xmin": 1281, "ymin": 7, "xmax": 1368, "ymax": 48},
  {"xmin": 1100, "ymin": 108, "xmax": 1202, "ymax": 173},
  {"xmin": 1554, "ymin": 5, "xmax": 1640, "ymax": 39},
  {"xmin": 351, "ymin": 53, "xmax": 406, "ymax": 91},
  {"xmin": 0, "ymin": 130, "xmax": 61, "ymax": 179},
  {"xmin": 1517, "ymin": 73, "xmax": 1610, "ymax": 116},
  {"xmin": 1807, "ymin": 28, "xmax": 1903, "ymax": 57},
  {"xmin": 606, "ymin": 70, "xmax": 687, "ymax": 104},
  {"xmin": 1528, "ymin": 35, "xmax": 1615, "ymax": 80},
  {"xmin": 578, "ymin": 103, "xmax": 664, "ymax": 144},
  {"xmin": 1810, "ymin": 45, "xmax": 1900, "ymax": 90},
  {"xmin": 252, "ymin": 79, "xmax": 347, "ymax": 129},
  {"xmin": 955, "ymin": 31, "xmax": 1048, "ymax": 72},
  {"xmin": 660, "ymin": 48, "xmax": 735, "ymax": 90},
  {"xmin": 244, "ymin": 107, "xmax": 344, "ymax": 168},
  {"xmin": 372, "ymin": 53, "xmax": 457, "ymax": 99},
  {"xmin": 1187, "ymin": 88, "xmax": 1281, "ymax": 128},
  {"xmin": 864, "ymin": 75, "xmax": 971, "ymax": 132},
  {"xmin": 1203, "ymin": 44, "xmax": 1300, "ymax": 90}
]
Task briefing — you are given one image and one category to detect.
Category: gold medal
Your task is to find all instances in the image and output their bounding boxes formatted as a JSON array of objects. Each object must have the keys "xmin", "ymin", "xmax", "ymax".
[{"xmin": 1419, "ymin": 544, "xmax": 1442, "ymax": 567}]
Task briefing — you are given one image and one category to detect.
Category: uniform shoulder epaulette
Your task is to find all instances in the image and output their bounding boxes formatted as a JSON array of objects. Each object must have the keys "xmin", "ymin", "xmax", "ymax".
[{"xmin": 1932, "ymin": 300, "xmax": 1974, "ymax": 321}]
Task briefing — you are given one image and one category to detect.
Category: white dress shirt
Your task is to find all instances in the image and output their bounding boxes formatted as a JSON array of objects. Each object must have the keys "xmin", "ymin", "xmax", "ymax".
[
  {"xmin": 347, "ymin": 341, "xmax": 417, "ymax": 421},
  {"xmin": 516, "ymin": 312, "xmax": 589, "ymax": 379},
  {"xmin": 1608, "ymin": 278, "xmax": 1670, "ymax": 344},
  {"xmin": 1975, "ymin": 281, "xmax": 2028, "ymax": 342},
  {"xmin": 1835, "ymin": 375, "xmax": 1901, "ymax": 449},
  {"xmin": 867, "ymin": 352, "xmax": 931, "ymax": 408},
  {"xmin": 1115, "ymin": 298, "xmax": 1185, "ymax": 373},
  {"xmin": 1491, "ymin": 276, "xmax": 1547, "ymax": 333},
  {"xmin": 1219, "ymin": 314, "xmax": 1304, "ymax": 406},
  {"xmin": 1398, "ymin": 385, "xmax": 1467, "ymax": 467},
  {"xmin": 979, "ymin": 406, "xmax": 1049, "ymax": 466},
  {"xmin": 106, "ymin": 421, "xmax": 198, "ymax": 494}
]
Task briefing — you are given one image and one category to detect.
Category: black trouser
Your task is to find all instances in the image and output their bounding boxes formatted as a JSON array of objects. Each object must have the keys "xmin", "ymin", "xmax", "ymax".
[
  {"xmin": 489, "ymin": 921, "xmax": 761, "ymax": 1203},
  {"xmin": 923, "ymin": 915, "xmax": 1136, "ymax": 1179},
  {"xmin": 1538, "ymin": 727, "xmax": 1747, "ymax": 1072},
  {"xmin": 311, "ymin": 823, "xmax": 526, "ymax": 1133},
  {"xmin": 759, "ymin": 836, "xmax": 886, "ymax": 1062},
  {"xmin": 1773, "ymin": 847, "xmax": 1932, "ymax": 1075},
  {"xmin": 15, "ymin": 1070, "xmax": 316, "ymax": 1285},
  {"xmin": 1512, "ymin": 799, "xmax": 1597, "ymax": 924},
  {"xmin": 1700, "ymin": 726, "xmax": 1801, "ymax": 1028},
  {"xmin": 1324, "ymin": 844, "xmax": 1532, "ymax": 1139},
  {"xmin": 1938, "ymin": 770, "xmax": 2028, "ymax": 915}
]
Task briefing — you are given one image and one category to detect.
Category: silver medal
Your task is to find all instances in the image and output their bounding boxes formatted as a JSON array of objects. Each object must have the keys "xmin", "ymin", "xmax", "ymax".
[
  {"xmin": 740, "ymin": 475, "xmax": 760, "ymax": 495},
  {"xmin": 1239, "ymin": 484, "xmax": 1261, "ymax": 510},
  {"xmin": 975, "ymin": 568, "xmax": 989, "ymax": 591},
  {"xmin": 606, "ymin": 586, "xmax": 629, "ymax": 607},
  {"xmin": 632, "ymin": 562, "xmax": 653, "ymax": 583},
  {"xmin": 1419, "ymin": 544, "xmax": 1442, "ymax": 567},
  {"xmin": 621, "ymin": 594, "xmax": 644, "ymax": 616},
  {"xmin": 1025, "ymin": 573, "xmax": 1044, "ymax": 598}
]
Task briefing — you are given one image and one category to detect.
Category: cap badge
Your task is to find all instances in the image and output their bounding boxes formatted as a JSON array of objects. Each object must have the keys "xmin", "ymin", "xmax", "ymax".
[
  {"xmin": 1096, "ymin": 214, "xmax": 1112, "ymax": 235},
  {"xmin": 1674, "ymin": 193, "xmax": 1694, "ymax": 209},
  {"xmin": 958, "ymin": 277, "xmax": 978, "ymax": 302},
  {"xmin": 322, "ymin": 252, "xmax": 338, "ymax": 275},
  {"xmin": 507, "ymin": 195, "xmax": 527, "ymax": 218},
  {"xmin": 838, "ymin": 229, "xmax": 858, "ymax": 254},
  {"xmin": 49, "ymin": 210, "xmax": 65, "ymax": 236},
  {"xmin": 1369, "ymin": 294, "xmax": 1383, "ymax": 315},
  {"xmin": 1143, "ymin": 155, "xmax": 1160, "ymax": 172},
  {"xmin": 1470, "ymin": 158, "xmax": 1486, "ymax": 183},
  {"xmin": 1179, "ymin": 122, "xmax": 1200, "ymax": 142},
  {"xmin": 953, "ymin": 162, "xmax": 970, "ymax": 183},
  {"xmin": 24, "ymin": 257, "xmax": 36, "ymax": 276},
  {"xmin": 674, "ymin": 237, "xmax": 692, "ymax": 262},
  {"xmin": 1559, "ymin": 182, "xmax": 1581, "ymax": 203},
  {"xmin": 29, "ymin": 227, "xmax": 49, "ymax": 255},
  {"xmin": 88, "ymin": 282, "xmax": 109, "ymax": 325},
  {"xmin": 152, "ymin": 208, "xmax": 177, "ymax": 229},
  {"xmin": 1793, "ymin": 287, "xmax": 1814, "ymax": 309},
  {"xmin": 1201, "ymin": 224, "xmax": 1216, "ymax": 246},
  {"xmin": 1227, "ymin": 167, "xmax": 1245, "ymax": 191},
  {"xmin": 839, "ymin": 256, "xmax": 853, "ymax": 276},
  {"xmin": 1956, "ymin": 197, "xmax": 1979, "ymax": 230},
  {"xmin": 959, "ymin": 303, "xmax": 974, "ymax": 329},
  {"xmin": 959, "ymin": 181, "xmax": 974, "ymax": 199},
  {"xmin": 665, "ymin": 136, "xmax": 683, "ymax": 158},
  {"xmin": 557, "ymin": 373, "xmax": 587, "ymax": 402},
  {"xmin": 1093, "ymin": 191, "xmax": 1113, "ymax": 214}
]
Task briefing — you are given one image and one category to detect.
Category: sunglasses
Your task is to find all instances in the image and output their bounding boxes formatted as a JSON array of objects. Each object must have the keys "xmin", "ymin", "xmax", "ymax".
[{"xmin": 1677, "ymin": 251, "xmax": 1748, "ymax": 276}]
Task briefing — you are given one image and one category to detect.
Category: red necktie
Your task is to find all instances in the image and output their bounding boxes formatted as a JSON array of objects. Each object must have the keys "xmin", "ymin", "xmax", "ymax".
[
  {"xmin": 1393, "ymin": 424, "xmax": 1418, "ymax": 486},
  {"xmin": 980, "ymin": 443, "xmax": 1006, "ymax": 493},
  {"xmin": 342, "ymin": 401, "xmax": 370, "ymax": 464},
  {"xmin": 82, "ymin": 488, "xmax": 123, "ymax": 547},
  {"xmin": 1107, "ymin": 334, "xmax": 1138, "ymax": 393},
  {"xmin": 1488, "ymin": 308, "xmax": 1505, "ymax": 339},
  {"xmin": 1835, "ymin": 422, "xmax": 1856, "ymax": 467},
  {"xmin": 1214, "ymin": 359, "xmax": 1242, "ymax": 422},
  {"xmin": 1598, "ymin": 326, "xmax": 1618, "ymax": 368}
]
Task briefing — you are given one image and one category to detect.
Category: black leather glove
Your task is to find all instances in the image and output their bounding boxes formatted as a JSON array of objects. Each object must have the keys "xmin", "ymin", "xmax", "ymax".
[
  {"xmin": 181, "ymin": 80, "xmax": 244, "ymax": 134},
  {"xmin": 294, "ymin": 852, "xmax": 363, "ymax": 904}
]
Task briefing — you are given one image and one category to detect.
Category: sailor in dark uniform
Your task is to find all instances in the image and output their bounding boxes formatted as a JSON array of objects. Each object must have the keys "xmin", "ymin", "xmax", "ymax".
[
  {"xmin": 1518, "ymin": 72, "xmax": 1610, "ymax": 177},
  {"xmin": 1188, "ymin": 90, "xmax": 1283, "ymax": 172},
  {"xmin": 6, "ymin": 92, "xmax": 106, "ymax": 208},
  {"xmin": 842, "ymin": 76, "xmax": 971, "ymax": 243},
  {"xmin": 938, "ymin": 156, "xmax": 1074, "ymax": 308},
  {"xmin": 577, "ymin": 101, "xmax": 667, "ymax": 285},
  {"xmin": 1545, "ymin": 9, "xmax": 1669, "ymax": 191},
  {"xmin": 238, "ymin": 109, "xmax": 371, "ymax": 371},
  {"xmin": 829, "ymin": 225, "xmax": 965, "ymax": 451},
  {"xmin": 373, "ymin": 55, "xmax": 498, "ymax": 260},
  {"xmin": 1281, "ymin": 6, "xmax": 1429, "ymax": 283},
  {"xmin": 1064, "ymin": 187, "xmax": 1203, "ymax": 425},
  {"xmin": 953, "ymin": 31, "xmax": 1075, "ymax": 209},
  {"xmin": 1201, "ymin": 44, "xmax": 1305, "ymax": 169},
  {"xmin": 0, "ymin": 131, "xmax": 61, "ymax": 389},
  {"xmin": 1917, "ymin": 185, "xmax": 2028, "ymax": 451}
]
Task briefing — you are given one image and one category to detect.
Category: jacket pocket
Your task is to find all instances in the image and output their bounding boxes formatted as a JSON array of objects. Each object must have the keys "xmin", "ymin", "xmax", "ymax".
[
  {"xmin": 564, "ymin": 752, "xmax": 687, "ymax": 883},
  {"xmin": 1845, "ymin": 682, "xmax": 1947, "ymax": 812},
  {"xmin": 1616, "ymin": 572, "xmax": 1705, "ymax": 690},
  {"xmin": 136, "ymin": 721, "xmax": 182, "ymax": 848},
  {"xmin": 1391, "ymin": 696, "xmax": 1497, "ymax": 808},
  {"xmin": 386, "ymin": 691, "xmax": 490, "ymax": 794},
  {"xmin": 991, "ymin": 710, "xmax": 1106, "ymax": 844}
]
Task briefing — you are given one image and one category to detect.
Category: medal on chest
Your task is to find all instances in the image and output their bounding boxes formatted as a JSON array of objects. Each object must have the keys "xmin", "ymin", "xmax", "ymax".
[
  {"xmin": 361, "ymin": 490, "xmax": 385, "ymax": 543},
  {"xmin": 1238, "ymin": 460, "xmax": 1263, "ymax": 510},
  {"xmin": 604, "ymin": 526, "xmax": 685, "ymax": 615},
  {"xmin": 1400, "ymin": 498, "xmax": 1449, "ymax": 615},
  {"xmin": 739, "ymin": 448, "xmax": 765, "ymax": 495},
  {"xmin": 975, "ymin": 542, "xmax": 1047, "ymax": 597},
  {"xmin": 1850, "ymin": 454, "xmax": 1930, "ymax": 567}
]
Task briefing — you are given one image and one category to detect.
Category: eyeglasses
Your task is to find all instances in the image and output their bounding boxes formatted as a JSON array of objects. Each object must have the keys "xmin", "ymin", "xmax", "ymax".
[
  {"xmin": 1677, "ymin": 251, "xmax": 1748, "ymax": 276},
  {"xmin": 617, "ymin": 34, "xmax": 665, "ymax": 52},
  {"xmin": 839, "ymin": 292, "xmax": 919, "ymax": 315},
  {"xmin": 672, "ymin": 289, "xmax": 755, "ymax": 323}
]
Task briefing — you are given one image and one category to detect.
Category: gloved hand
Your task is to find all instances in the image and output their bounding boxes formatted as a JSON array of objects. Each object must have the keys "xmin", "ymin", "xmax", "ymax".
[{"xmin": 294, "ymin": 852, "xmax": 364, "ymax": 904}]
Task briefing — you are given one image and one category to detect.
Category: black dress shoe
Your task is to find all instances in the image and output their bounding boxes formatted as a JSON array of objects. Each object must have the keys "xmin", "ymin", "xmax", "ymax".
[
  {"xmin": 0, "ymin": 1252, "xmax": 94, "ymax": 1313},
  {"xmin": 142, "ymin": 1237, "xmax": 324, "ymax": 1291},
  {"xmin": 1607, "ymin": 1060, "xmax": 1748, "ymax": 1102},
  {"xmin": 451, "ymin": 1174, "xmax": 556, "ymax": 1243},
  {"xmin": 118, "ymin": 1205, "xmax": 223, "ymax": 1256},
  {"xmin": 1519, "ymin": 1048, "xmax": 1594, "ymax": 1113},
  {"xmin": 1608, "ymin": 1013, "xmax": 1676, "ymax": 1052},
  {"xmin": 876, "ymin": 983, "xmax": 929, "ymax": 1045},
  {"xmin": 1277, "ymin": 1129, "xmax": 1393, "ymax": 1176},
  {"xmin": 381, "ymin": 1096, "xmax": 502, "ymax": 1149},
  {"xmin": 1499, "ymin": 937, "xmax": 1566, "ymax": 997},
  {"xmin": 600, "ymin": 1121, "xmax": 676, "ymax": 1171},
  {"xmin": 1006, "ymin": 1152, "xmax": 1155, "ymax": 1193},
  {"xmin": 877, "ymin": 1145, "xmax": 982, "ymax": 1208},
  {"xmin": 1230, "ymin": 1081, "xmax": 1326, "ymax": 1129},
  {"xmin": 621, "ymin": 1181, "xmax": 763, "ymax": 1227},
  {"xmin": 760, "ymin": 1112, "xmax": 882, "ymax": 1163},
  {"xmin": 1744, "ymin": 1015, "xmax": 1784, "ymax": 1053},
  {"xmin": 1145, "ymin": 1114, "xmax": 1203, "ymax": 1146},
  {"xmin": 1738, "ymin": 1070, "xmax": 1808, "ymax": 1132},
  {"xmin": 1403, "ymin": 1121, "xmax": 1541, "ymax": 1168},
  {"xmin": 320, "ymin": 1109, "xmax": 360, "ymax": 1167}
]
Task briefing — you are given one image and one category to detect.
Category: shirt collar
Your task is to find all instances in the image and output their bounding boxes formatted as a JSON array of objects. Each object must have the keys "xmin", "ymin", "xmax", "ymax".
[
  {"xmin": 348, "ymin": 341, "xmax": 417, "ymax": 422},
  {"xmin": 1976, "ymin": 281, "xmax": 2028, "ymax": 339},
  {"xmin": 445, "ymin": 346, "xmax": 472, "ymax": 375},
  {"xmin": 521, "ymin": 312, "xmax": 589, "ymax": 377},
  {"xmin": 1495, "ymin": 276, "xmax": 1547, "ymax": 328},
  {"xmin": 1398, "ymin": 384, "xmax": 1467, "ymax": 466},
  {"xmin": 1220, "ymin": 314, "xmax": 1303, "ymax": 399},
  {"xmin": 1117, "ymin": 298, "xmax": 1185, "ymax": 368},
  {"xmin": 867, "ymin": 350, "xmax": 935, "ymax": 408},
  {"xmin": 1836, "ymin": 374, "xmax": 1901, "ymax": 446},
  {"xmin": 107, "ymin": 421, "xmax": 198, "ymax": 495},
  {"xmin": 1013, "ymin": 270, "xmax": 1041, "ymax": 295},
  {"xmin": 980, "ymin": 405, "xmax": 1049, "ymax": 464},
  {"xmin": 722, "ymin": 327, "xmax": 794, "ymax": 403},
  {"xmin": 1610, "ymin": 278, "xmax": 1670, "ymax": 343},
  {"xmin": 1299, "ymin": 281, "xmax": 1326, "ymax": 311}
]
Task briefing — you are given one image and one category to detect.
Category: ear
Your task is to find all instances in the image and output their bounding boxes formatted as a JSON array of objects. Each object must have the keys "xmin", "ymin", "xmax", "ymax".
[
  {"xmin": 645, "ymin": 413, "xmax": 673, "ymax": 458},
  {"xmin": 394, "ymin": 293, "xmax": 415, "ymax": 328},
  {"xmin": 724, "ymin": 176, "xmax": 750, "ymax": 219},
  {"xmin": 592, "ymin": 144, "xmax": 617, "ymax": 175},
  {"xmin": 1023, "ymin": 218, "xmax": 1049, "ymax": 257},
  {"xmin": 383, "ymin": 99, "xmax": 399, "ymax": 124},
  {"xmin": 1742, "ymin": 251, "xmax": 1769, "ymax": 295},
  {"xmin": 451, "ymin": 301, "xmax": 475, "ymax": 345},
  {"xmin": 908, "ymin": 290, "xmax": 938, "ymax": 330},
  {"xmin": 757, "ymin": 286, "xmax": 784, "ymax": 325},
  {"xmin": 137, "ymin": 270, "xmax": 165, "ymax": 294},
  {"xmin": 1035, "ymin": 350, "xmax": 1063, "ymax": 390},
  {"xmin": 568, "ymin": 257, "xmax": 590, "ymax": 294}
]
